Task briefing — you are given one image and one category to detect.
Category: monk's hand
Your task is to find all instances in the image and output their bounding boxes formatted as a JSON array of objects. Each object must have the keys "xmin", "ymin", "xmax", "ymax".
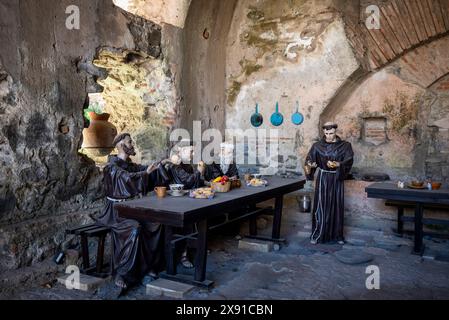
[
  {"xmin": 197, "ymin": 161, "xmax": 206, "ymax": 174},
  {"xmin": 146, "ymin": 162, "xmax": 158, "ymax": 174},
  {"xmin": 160, "ymin": 158, "xmax": 172, "ymax": 165},
  {"xmin": 308, "ymin": 161, "xmax": 318, "ymax": 168},
  {"xmin": 327, "ymin": 161, "xmax": 339, "ymax": 169}
]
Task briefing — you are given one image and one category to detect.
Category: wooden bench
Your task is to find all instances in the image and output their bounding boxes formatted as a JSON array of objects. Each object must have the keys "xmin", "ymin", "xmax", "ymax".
[
  {"xmin": 66, "ymin": 223, "xmax": 111, "ymax": 277},
  {"xmin": 385, "ymin": 200, "xmax": 449, "ymax": 237}
]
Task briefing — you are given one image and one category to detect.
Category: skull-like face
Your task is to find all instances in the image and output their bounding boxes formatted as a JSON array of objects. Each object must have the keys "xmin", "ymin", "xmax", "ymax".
[
  {"xmin": 323, "ymin": 123, "xmax": 338, "ymax": 143},
  {"xmin": 324, "ymin": 128, "xmax": 336, "ymax": 142},
  {"xmin": 220, "ymin": 144, "xmax": 234, "ymax": 165},
  {"xmin": 180, "ymin": 146, "xmax": 194, "ymax": 163}
]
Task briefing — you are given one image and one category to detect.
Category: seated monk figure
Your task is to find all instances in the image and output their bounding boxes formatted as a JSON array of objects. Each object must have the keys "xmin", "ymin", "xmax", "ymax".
[
  {"xmin": 167, "ymin": 145, "xmax": 206, "ymax": 268},
  {"xmin": 169, "ymin": 145, "xmax": 206, "ymax": 189},
  {"xmin": 94, "ymin": 133, "xmax": 171, "ymax": 292},
  {"xmin": 204, "ymin": 142, "xmax": 241, "ymax": 235},
  {"xmin": 204, "ymin": 143, "xmax": 239, "ymax": 181}
]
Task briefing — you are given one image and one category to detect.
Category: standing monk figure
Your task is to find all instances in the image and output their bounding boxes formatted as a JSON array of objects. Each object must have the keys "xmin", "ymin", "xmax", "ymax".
[
  {"xmin": 94, "ymin": 133, "xmax": 171, "ymax": 292},
  {"xmin": 305, "ymin": 122, "xmax": 354, "ymax": 245}
]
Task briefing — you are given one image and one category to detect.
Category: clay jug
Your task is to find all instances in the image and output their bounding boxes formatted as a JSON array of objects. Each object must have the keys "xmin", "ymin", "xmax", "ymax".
[{"xmin": 82, "ymin": 112, "xmax": 117, "ymax": 149}]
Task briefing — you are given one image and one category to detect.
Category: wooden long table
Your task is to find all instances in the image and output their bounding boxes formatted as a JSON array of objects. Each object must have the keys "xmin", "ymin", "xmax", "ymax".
[
  {"xmin": 365, "ymin": 182, "xmax": 449, "ymax": 254},
  {"xmin": 115, "ymin": 176, "xmax": 305, "ymax": 287}
]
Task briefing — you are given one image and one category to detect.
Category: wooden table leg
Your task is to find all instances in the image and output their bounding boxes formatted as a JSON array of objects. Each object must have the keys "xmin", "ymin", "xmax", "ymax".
[
  {"xmin": 96, "ymin": 234, "xmax": 106, "ymax": 274},
  {"xmin": 194, "ymin": 219, "xmax": 208, "ymax": 282},
  {"xmin": 249, "ymin": 217, "xmax": 258, "ymax": 236},
  {"xmin": 272, "ymin": 196, "xmax": 284, "ymax": 240},
  {"xmin": 80, "ymin": 234, "xmax": 90, "ymax": 270},
  {"xmin": 164, "ymin": 226, "xmax": 176, "ymax": 275},
  {"xmin": 414, "ymin": 203, "xmax": 424, "ymax": 254},
  {"xmin": 397, "ymin": 206, "xmax": 404, "ymax": 236}
]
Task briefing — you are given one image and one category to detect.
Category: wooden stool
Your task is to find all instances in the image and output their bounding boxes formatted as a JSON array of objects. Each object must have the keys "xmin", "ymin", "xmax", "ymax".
[{"xmin": 66, "ymin": 224, "xmax": 111, "ymax": 277}]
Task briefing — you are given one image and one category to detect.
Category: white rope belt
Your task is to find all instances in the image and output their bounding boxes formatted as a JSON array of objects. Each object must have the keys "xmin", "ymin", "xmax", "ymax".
[
  {"xmin": 319, "ymin": 168, "xmax": 337, "ymax": 174},
  {"xmin": 107, "ymin": 197, "xmax": 129, "ymax": 203}
]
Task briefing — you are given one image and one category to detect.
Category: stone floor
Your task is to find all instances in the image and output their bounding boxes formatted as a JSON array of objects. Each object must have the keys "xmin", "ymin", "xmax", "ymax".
[{"xmin": 2, "ymin": 199, "xmax": 449, "ymax": 300}]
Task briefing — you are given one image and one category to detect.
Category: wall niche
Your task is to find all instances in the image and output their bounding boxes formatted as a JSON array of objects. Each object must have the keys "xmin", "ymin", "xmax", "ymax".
[{"xmin": 361, "ymin": 116, "xmax": 388, "ymax": 146}]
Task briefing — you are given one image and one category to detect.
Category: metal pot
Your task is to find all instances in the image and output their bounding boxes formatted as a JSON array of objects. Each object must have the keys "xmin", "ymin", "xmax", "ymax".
[{"xmin": 298, "ymin": 195, "xmax": 311, "ymax": 213}]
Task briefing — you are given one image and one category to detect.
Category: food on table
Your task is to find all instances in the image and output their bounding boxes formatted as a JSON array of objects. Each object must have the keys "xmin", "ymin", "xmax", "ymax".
[
  {"xmin": 212, "ymin": 175, "xmax": 230, "ymax": 185},
  {"xmin": 411, "ymin": 180, "xmax": 424, "ymax": 187},
  {"xmin": 230, "ymin": 179, "xmax": 242, "ymax": 189},
  {"xmin": 248, "ymin": 178, "xmax": 267, "ymax": 187},
  {"xmin": 190, "ymin": 187, "xmax": 215, "ymax": 199},
  {"xmin": 211, "ymin": 177, "xmax": 231, "ymax": 192},
  {"xmin": 407, "ymin": 180, "xmax": 427, "ymax": 189}
]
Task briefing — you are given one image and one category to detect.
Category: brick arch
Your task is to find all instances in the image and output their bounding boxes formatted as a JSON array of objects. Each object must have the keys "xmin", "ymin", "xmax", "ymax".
[
  {"xmin": 346, "ymin": 0, "xmax": 449, "ymax": 71},
  {"xmin": 318, "ymin": 0, "xmax": 449, "ymax": 126},
  {"xmin": 321, "ymin": 18, "xmax": 449, "ymax": 126}
]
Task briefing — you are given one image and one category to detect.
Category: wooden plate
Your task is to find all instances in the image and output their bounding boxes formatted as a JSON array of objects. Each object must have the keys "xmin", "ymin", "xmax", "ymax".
[{"xmin": 407, "ymin": 184, "xmax": 426, "ymax": 189}]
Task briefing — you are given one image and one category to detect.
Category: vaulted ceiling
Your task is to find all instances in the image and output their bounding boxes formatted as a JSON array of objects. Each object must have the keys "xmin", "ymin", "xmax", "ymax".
[{"xmin": 347, "ymin": 0, "xmax": 449, "ymax": 70}]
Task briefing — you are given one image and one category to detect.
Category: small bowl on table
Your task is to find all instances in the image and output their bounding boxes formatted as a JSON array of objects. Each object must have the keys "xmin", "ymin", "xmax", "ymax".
[
  {"xmin": 411, "ymin": 181, "xmax": 424, "ymax": 188},
  {"xmin": 431, "ymin": 182, "xmax": 442, "ymax": 190},
  {"xmin": 230, "ymin": 179, "xmax": 242, "ymax": 189},
  {"xmin": 169, "ymin": 184, "xmax": 185, "ymax": 196}
]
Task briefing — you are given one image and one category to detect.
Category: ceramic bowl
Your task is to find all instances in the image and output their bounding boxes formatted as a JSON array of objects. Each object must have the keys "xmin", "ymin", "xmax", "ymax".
[
  {"xmin": 431, "ymin": 182, "xmax": 442, "ymax": 190},
  {"xmin": 169, "ymin": 184, "xmax": 184, "ymax": 192},
  {"xmin": 411, "ymin": 181, "xmax": 424, "ymax": 187}
]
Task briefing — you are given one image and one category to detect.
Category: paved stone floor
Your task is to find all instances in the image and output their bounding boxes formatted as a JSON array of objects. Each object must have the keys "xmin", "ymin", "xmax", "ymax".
[{"xmin": 2, "ymin": 199, "xmax": 449, "ymax": 300}]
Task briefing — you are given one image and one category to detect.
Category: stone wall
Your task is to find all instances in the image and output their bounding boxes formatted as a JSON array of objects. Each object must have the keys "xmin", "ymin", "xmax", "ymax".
[
  {"xmin": 224, "ymin": 0, "xmax": 360, "ymax": 174},
  {"xmin": 112, "ymin": 0, "xmax": 191, "ymax": 28},
  {"xmin": 180, "ymin": 0, "xmax": 238, "ymax": 135},
  {"xmin": 330, "ymin": 35, "xmax": 449, "ymax": 186},
  {"xmin": 1, "ymin": 0, "xmax": 449, "ymax": 285},
  {"xmin": 88, "ymin": 47, "xmax": 177, "ymax": 164},
  {"xmin": 0, "ymin": 0, "xmax": 177, "ymax": 272}
]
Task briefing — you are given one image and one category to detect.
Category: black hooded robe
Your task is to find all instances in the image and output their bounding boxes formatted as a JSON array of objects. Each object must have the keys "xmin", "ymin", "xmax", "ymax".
[
  {"xmin": 203, "ymin": 163, "xmax": 242, "ymax": 233},
  {"xmin": 204, "ymin": 162, "xmax": 239, "ymax": 181},
  {"xmin": 94, "ymin": 156, "xmax": 169, "ymax": 285},
  {"xmin": 169, "ymin": 163, "xmax": 204, "ymax": 189},
  {"xmin": 306, "ymin": 137, "xmax": 354, "ymax": 243},
  {"xmin": 167, "ymin": 163, "xmax": 205, "ymax": 261}
]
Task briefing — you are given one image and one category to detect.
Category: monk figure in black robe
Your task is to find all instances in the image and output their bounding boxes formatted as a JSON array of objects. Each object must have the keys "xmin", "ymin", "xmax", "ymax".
[
  {"xmin": 94, "ymin": 133, "xmax": 171, "ymax": 291},
  {"xmin": 169, "ymin": 145, "xmax": 205, "ymax": 189},
  {"xmin": 204, "ymin": 143, "xmax": 239, "ymax": 181},
  {"xmin": 204, "ymin": 143, "xmax": 243, "ymax": 235},
  {"xmin": 167, "ymin": 145, "xmax": 206, "ymax": 268},
  {"xmin": 305, "ymin": 122, "xmax": 354, "ymax": 245}
]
